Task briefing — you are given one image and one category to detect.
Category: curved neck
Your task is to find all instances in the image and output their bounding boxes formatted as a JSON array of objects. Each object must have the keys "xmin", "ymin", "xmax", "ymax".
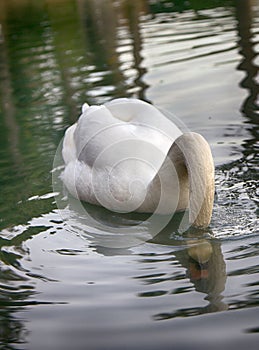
[{"xmin": 171, "ymin": 132, "xmax": 215, "ymax": 228}]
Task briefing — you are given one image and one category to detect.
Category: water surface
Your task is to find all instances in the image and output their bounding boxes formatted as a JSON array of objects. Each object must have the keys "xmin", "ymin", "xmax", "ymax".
[{"xmin": 0, "ymin": 0, "xmax": 258, "ymax": 349}]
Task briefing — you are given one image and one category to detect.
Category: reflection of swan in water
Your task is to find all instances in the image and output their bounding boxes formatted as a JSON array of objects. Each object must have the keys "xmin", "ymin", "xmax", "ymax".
[
  {"xmin": 84, "ymin": 209, "xmax": 228, "ymax": 315},
  {"xmin": 184, "ymin": 238, "xmax": 227, "ymax": 313},
  {"xmin": 62, "ymin": 98, "xmax": 214, "ymax": 228},
  {"xmin": 147, "ymin": 224, "xmax": 228, "ymax": 316}
]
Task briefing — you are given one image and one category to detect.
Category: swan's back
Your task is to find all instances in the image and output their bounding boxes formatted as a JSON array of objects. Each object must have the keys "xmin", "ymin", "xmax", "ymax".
[{"xmin": 62, "ymin": 98, "xmax": 182, "ymax": 212}]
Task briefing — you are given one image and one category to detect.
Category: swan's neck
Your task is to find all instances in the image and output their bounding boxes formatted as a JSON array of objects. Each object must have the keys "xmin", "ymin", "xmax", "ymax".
[{"xmin": 170, "ymin": 132, "xmax": 215, "ymax": 228}]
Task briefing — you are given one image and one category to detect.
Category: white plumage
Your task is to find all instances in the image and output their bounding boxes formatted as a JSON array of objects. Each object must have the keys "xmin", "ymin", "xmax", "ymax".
[{"xmin": 62, "ymin": 98, "xmax": 214, "ymax": 227}]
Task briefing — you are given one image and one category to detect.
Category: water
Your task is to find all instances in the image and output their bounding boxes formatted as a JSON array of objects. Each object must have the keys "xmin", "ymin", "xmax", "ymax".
[{"xmin": 0, "ymin": 0, "xmax": 258, "ymax": 349}]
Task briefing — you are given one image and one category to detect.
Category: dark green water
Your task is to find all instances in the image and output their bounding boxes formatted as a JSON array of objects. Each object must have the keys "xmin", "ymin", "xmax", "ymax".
[{"xmin": 0, "ymin": 0, "xmax": 258, "ymax": 349}]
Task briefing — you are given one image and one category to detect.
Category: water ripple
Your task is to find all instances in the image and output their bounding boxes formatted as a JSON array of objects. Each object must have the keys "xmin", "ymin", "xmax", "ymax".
[{"xmin": 142, "ymin": 8, "xmax": 237, "ymax": 68}]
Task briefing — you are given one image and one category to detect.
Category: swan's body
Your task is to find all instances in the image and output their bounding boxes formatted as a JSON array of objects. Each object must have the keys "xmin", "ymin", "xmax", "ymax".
[{"xmin": 62, "ymin": 98, "xmax": 214, "ymax": 228}]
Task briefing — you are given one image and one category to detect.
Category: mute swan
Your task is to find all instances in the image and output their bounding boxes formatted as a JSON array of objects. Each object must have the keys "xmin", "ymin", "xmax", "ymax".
[{"xmin": 62, "ymin": 98, "xmax": 214, "ymax": 228}]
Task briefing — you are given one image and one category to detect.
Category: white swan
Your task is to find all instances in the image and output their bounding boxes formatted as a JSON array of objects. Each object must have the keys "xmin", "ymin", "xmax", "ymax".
[{"xmin": 62, "ymin": 98, "xmax": 214, "ymax": 228}]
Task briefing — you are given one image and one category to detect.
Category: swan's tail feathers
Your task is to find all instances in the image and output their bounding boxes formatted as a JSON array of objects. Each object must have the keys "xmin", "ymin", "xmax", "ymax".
[
  {"xmin": 82, "ymin": 103, "xmax": 89, "ymax": 113},
  {"xmin": 62, "ymin": 124, "xmax": 77, "ymax": 164}
]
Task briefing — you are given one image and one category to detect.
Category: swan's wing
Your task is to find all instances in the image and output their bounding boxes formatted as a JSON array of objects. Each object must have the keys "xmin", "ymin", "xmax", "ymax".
[
  {"xmin": 105, "ymin": 98, "xmax": 182, "ymax": 142},
  {"xmin": 74, "ymin": 105, "xmax": 131, "ymax": 167},
  {"xmin": 62, "ymin": 99, "xmax": 184, "ymax": 212},
  {"xmin": 72, "ymin": 100, "xmax": 178, "ymax": 169}
]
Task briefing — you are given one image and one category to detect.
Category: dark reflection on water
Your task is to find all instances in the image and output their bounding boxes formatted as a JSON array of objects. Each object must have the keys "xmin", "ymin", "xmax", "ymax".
[
  {"xmin": 138, "ymin": 234, "xmax": 228, "ymax": 319},
  {"xmin": 0, "ymin": 0, "xmax": 259, "ymax": 349},
  {"xmin": 0, "ymin": 226, "xmax": 55, "ymax": 349}
]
